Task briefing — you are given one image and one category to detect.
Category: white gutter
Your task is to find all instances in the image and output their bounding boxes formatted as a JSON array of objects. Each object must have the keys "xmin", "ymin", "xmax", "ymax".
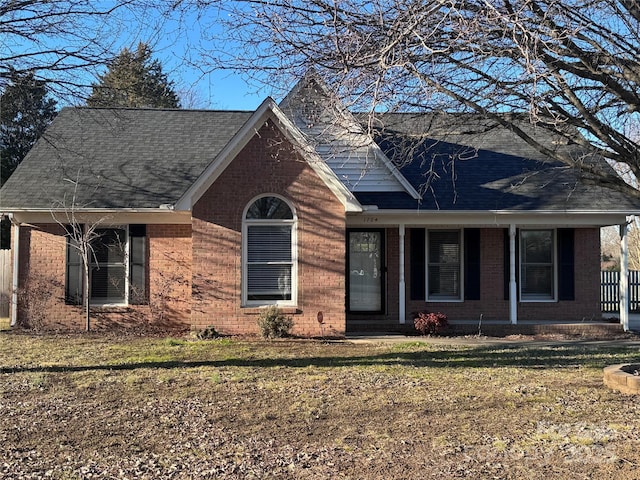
[
  {"xmin": 352, "ymin": 208, "xmax": 640, "ymax": 216},
  {"xmin": 348, "ymin": 210, "xmax": 633, "ymax": 228},
  {"xmin": 9, "ymin": 208, "xmax": 192, "ymax": 225}
]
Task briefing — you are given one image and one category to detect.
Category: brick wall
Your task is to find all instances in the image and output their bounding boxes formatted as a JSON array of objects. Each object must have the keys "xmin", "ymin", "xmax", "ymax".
[
  {"xmin": 191, "ymin": 119, "xmax": 346, "ymax": 336},
  {"xmin": 146, "ymin": 224, "xmax": 192, "ymax": 328},
  {"xmin": 402, "ymin": 227, "xmax": 601, "ymax": 326},
  {"xmin": 16, "ymin": 223, "xmax": 192, "ymax": 331},
  {"xmin": 17, "ymin": 224, "xmax": 72, "ymax": 328}
]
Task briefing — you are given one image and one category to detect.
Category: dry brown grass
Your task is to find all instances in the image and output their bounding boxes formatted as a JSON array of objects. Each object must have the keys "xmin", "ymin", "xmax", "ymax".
[
  {"xmin": 0, "ymin": 318, "xmax": 10, "ymax": 331},
  {"xmin": 1, "ymin": 332, "xmax": 639, "ymax": 479}
]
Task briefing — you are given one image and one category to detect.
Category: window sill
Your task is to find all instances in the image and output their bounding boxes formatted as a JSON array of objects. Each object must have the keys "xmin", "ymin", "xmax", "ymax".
[
  {"xmin": 520, "ymin": 299, "xmax": 558, "ymax": 303},
  {"xmin": 241, "ymin": 306, "xmax": 301, "ymax": 315},
  {"xmin": 89, "ymin": 304, "xmax": 129, "ymax": 312}
]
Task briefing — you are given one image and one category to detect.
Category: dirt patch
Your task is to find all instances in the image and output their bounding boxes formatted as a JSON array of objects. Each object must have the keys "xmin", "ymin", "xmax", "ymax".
[{"xmin": 1, "ymin": 335, "xmax": 640, "ymax": 479}]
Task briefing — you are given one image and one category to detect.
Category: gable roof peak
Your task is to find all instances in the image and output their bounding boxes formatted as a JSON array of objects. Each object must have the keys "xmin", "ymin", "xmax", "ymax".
[
  {"xmin": 175, "ymin": 96, "xmax": 362, "ymax": 213},
  {"xmin": 279, "ymin": 73, "xmax": 421, "ymax": 199}
]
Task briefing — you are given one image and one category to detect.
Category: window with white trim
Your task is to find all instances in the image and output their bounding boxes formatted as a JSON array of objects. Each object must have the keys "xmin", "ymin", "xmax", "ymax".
[
  {"xmin": 427, "ymin": 229, "xmax": 462, "ymax": 301},
  {"xmin": 520, "ymin": 229, "xmax": 555, "ymax": 301},
  {"xmin": 90, "ymin": 227, "xmax": 127, "ymax": 304},
  {"xmin": 65, "ymin": 225, "xmax": 147, "ymax": 305},
  {"xmin": 243, "ymin": 196, "xmax": 296, "ymax": 305}
]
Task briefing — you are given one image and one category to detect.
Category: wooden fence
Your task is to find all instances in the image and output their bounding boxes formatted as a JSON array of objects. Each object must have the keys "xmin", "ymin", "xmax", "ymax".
[
  {"xmin": 0, "ymin": 249, "xmax": 10, "ymax": 318},
  {"xmin": 601, "ymin": 270, "xmax": 640, "ymax": 313}
]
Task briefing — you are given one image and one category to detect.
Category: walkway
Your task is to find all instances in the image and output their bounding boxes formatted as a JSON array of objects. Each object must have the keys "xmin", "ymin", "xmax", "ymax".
[{"xmin": 346, "ymin": 332, "xmax": 640, "ymax": 348}]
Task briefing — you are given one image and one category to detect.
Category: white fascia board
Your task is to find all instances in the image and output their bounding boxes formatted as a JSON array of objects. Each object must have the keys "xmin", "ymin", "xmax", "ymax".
[
  {"xmin": 8, "ymin": 209, "xmax": 192, "ymax": 225},
  {"xmin": 175, "ymin": 97, "xmax": 362, "ymax": 213},
  {"xmin": 346, "ymin": 209, "xmax": 635, "ymax": 227}
]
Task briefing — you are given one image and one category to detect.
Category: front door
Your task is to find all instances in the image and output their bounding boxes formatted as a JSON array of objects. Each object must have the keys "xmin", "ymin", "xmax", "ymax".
[{"xmin": 347, "ymin": 229, "xmax": 384, "ymax": 313}]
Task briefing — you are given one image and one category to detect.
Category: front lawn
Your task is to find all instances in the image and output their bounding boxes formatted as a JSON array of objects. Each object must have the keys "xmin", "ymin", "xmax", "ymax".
[{"xmin": 1, "ymin": 333, "xmax": 639, "ymax": 479}]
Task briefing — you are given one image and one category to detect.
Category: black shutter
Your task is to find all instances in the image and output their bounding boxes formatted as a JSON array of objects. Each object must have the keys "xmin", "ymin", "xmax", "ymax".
[
  {"xmin": 65, "ymin": 236, "xmax": 83, "ymax": 305},
  {"xmin": 464, "ymin": 228, "xmax": 481, "ymax": 300},
  {"xmin": 65, "ymin": 224, "xmax": 84, "ymax": 305},
  {"xmin": 129, "ymin": 224, "xmax": 146, "ymax": 237},
  {"xmin": 410, "ymin": 228, "xmax": 426, "ymax": 301},
  {"xmin": 557, "ymin": 228, "xmax": 575, "ymax": 301},
  {"xmin": 129, "ymin": 224, "xmax": 147, "ymax": 305}
]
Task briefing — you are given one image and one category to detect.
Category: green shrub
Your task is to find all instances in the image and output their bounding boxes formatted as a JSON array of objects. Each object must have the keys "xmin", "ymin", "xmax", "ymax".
[
  {"xmin": 413, "ymin": 311, "xmax": 448, "ymax": 335},
  {"xmin": 257, "ymin": 306, "xmax": 293, "ymax": 339},
  {"xmin": 197, "ymin": 325, "xmax": 220, "ymax": 340}
]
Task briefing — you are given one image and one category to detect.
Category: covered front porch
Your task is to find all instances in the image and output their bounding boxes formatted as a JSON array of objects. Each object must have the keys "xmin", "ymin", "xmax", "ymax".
[{"xmin": 345, "ymin": 211, "xmax": 638, "ymax": 334}]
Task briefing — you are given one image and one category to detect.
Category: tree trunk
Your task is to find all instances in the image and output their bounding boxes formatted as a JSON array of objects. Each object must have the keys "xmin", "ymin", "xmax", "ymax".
[{"xmin": 83, "ymin": 261, "xmax": 90, "ymax": 332}]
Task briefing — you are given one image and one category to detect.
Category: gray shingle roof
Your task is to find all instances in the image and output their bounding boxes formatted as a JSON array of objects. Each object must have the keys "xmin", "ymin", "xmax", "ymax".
[
  {"xmin": 0, "ymin": 107, "xmax": 252, "ymax": 209},
  {"xmin": 366, "ymin": 113, "xmax": 640, "ymax": 212},
  {"xmin": 1, "ymin": 106, "xmax": 638, "ymax": 214}
]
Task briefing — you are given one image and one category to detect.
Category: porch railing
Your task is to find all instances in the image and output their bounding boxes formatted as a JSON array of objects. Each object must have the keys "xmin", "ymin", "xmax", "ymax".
[{"xmin": 601, "ymin": 270, "xmax": 640, "ymax": 313}]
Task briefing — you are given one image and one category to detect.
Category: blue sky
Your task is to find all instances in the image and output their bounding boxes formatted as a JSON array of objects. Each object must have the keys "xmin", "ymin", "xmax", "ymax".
[
  {"xmin": 111, "ymin": 5, "xmax": 271, "ymax": 111},
  {"xmin": 5, "ymin": 2, "xmax": 272, "ymax": 110}
]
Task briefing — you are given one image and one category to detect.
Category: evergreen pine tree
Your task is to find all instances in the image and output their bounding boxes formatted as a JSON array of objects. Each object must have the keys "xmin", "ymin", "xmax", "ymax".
[
  {"xmin": 87, "ymin": 43, "xmax": 180, "ymax": 108},
  {"xmin": 0, "ymin": 71, "xmax": 58, "ymax": 247},
  {"xmin": 1, "ymin": 71, "xmax": 58, "ymax": 185}
]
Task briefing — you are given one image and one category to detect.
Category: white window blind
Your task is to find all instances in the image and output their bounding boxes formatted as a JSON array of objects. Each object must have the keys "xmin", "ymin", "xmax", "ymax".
[
  {"xmin": 520, "ymin": 229, "xmax": 554, "ymax": 300},
  {"xmin": 247, "ymin": 225, "xmax": 292, "ymax": 300},
  {"xmin": 90, "ymin": 228, "xmax": 127, "ymax": 303},
  {"xmin": 244, "ymin": 195, "xmax": 296, "ymax": 305},
  {"xmin": 428, "ymin": 230, "xmax": 461, "ymax": 300}
]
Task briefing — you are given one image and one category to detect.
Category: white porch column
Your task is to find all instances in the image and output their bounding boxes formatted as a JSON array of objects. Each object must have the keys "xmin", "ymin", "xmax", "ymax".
[
  {"xmin": 399, "ymin": 224, "xmax": 406, "ymax": 325},
  {"xmin": 509, "ymin": 224, "xmax": 518, "ymax": 325},
  {"xmin": 620, "ymin": 221, "xmax": 629, "ymax": 332},
  {"xmin": 10, "ymin": 220, "xmax": 19, "ymax": 327}
]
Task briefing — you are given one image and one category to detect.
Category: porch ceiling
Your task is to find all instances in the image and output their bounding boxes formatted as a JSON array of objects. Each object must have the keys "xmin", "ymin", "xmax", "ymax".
[{"xmin": 345, "ymin": 210, "xmax": 633, "ymax": 228}]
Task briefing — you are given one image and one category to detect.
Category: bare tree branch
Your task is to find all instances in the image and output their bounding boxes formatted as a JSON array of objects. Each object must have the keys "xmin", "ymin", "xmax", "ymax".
[
  {"xmin": 1, "ymin": 0, "xmax": 183, "ymax": 101},
  {"xmin": 188, "ymin": 0, "xmax": 640, "ymax": 197}
]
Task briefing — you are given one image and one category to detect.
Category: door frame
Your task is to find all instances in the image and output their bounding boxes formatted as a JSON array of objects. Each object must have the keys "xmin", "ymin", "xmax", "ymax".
[{"xmin": 346, "ymin": 228, "xmax": 386, "ymax": 314}]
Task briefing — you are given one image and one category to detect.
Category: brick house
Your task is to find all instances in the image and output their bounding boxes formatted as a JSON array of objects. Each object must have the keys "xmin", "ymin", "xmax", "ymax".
[{"xmin": 2, "ymin": 75, "xmax": 639, "ymax": 334}]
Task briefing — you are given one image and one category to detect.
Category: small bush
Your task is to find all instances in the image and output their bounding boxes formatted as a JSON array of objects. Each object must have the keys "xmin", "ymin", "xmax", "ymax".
[
  {"xmin": 17, "ymin": 273, "xmax": 61, "ymax": 330},
  {"xmin": 197, "ymin": 326, "xmax": 220, "ymax": 340},
  {"xmin": 413, "ymin": 311, "xmax": 448, "ymax": 335},
  {"xmin": 257, "ymin": 306, "xmax": 293, "ymax": 339}
]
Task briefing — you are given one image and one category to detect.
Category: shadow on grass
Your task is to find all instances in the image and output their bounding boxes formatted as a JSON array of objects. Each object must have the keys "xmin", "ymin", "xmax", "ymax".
[{"xmin": 1, "ymin": 344, "xmax": 639, "ymax": 374}]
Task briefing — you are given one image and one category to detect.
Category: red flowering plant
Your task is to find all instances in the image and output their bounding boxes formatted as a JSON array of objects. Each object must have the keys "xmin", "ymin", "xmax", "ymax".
[{"xmin": 413, "ymin": 311, "xmax": 448, "ymax": 335}]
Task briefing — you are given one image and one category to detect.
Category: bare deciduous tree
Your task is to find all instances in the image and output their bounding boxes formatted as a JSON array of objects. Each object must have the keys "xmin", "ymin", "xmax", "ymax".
[
  {"xmin": 602, "ymin": 221, "xmax": 640, "ymax": 271},
  {"xmin": 51, "ymin": 176, "xmax": 112, "ymax": 332},
  {"xmin": 1, "ymin": 1, "xmax": 179, "ymax": 100},
  {"xmin": 191, "ymin": 0, "xmax": 640, "ymax": 196}
]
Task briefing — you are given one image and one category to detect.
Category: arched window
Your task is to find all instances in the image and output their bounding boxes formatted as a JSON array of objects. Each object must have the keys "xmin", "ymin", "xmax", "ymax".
[{"xmin": 243, "ymin": 195, "xmax": 297, "ymax": 305}]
